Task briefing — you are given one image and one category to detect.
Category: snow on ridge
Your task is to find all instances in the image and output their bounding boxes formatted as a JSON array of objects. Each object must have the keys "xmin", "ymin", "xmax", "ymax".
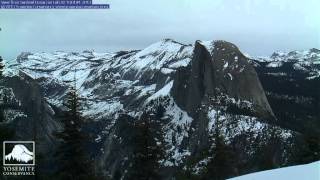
[
  {"xmin": 198, "ymin": 40, "xmax": 215, "ymax": 54},
  {"xmin": 223, "ymin": 62, "xmax": 229, "ymax": 69},
  {"xmin": 138, "ymin": 39, "xmax": 187, "ymax": 56},
  {"xmin": 10, "ymin": 42, "xmax": 188, "ymax": 120},
  {"xmin": 162, "ymin": 97, "xmax": 193, "ymax": 167},
  {"xmin": 11, "ymin": 39, "xmax": 192, "ymax": 82},
  {"xmin": 119, "ymin": 39, "xmax": 193, "ymax": 77},
  {"xmin": 136, "ymin": 84, "xmax": 157, "ymax": 98},
  {"xmin": 255, "ymin": 48, "xmax": 320, "ymax": 63},
  {"xmin": 168, "ymin": 57, "xmax": 192, "ymax": 68},
  {"xmin": 252, "ymin": 48, "xmax": 320, "ymax": 79},
  {"xmin": 146, "ymin": 80, "xmax": 173, "ymax": 103},
  {"xmin": 161, "ymin": 68, "xmax": 175, "ymax": 74},
  {"xmin": 207, "ymin": 105, "xmax": 292, "ymax": 144},
  {"xmin": 266, "ymin": 61, "xmax": 283, "ymax": 68},
  {"xmin": 83, "ymin": 100, "xmax": 123, "ymax": 120},
  {"xmin": 16, "ymin": 51, "xmax": 112, "ymax": 87},
  {"xmin": 3, "ymin": 60, "xmax": 20, "ymax": 77}
]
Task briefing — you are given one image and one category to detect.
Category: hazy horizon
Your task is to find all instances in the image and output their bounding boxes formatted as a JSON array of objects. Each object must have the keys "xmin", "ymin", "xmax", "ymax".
[{"xmin": 1, "ymin": 0, "xmax": 319, "ymax": 60}]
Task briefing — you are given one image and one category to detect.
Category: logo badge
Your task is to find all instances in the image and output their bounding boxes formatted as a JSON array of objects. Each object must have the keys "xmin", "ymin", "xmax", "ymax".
[
  {"xmin": 3, "ymin": 141, "xmax": 35, "ymax": 166},
  {"xmin": 2, "ymin": 141, "xmax": 35, "ymax": 176}
]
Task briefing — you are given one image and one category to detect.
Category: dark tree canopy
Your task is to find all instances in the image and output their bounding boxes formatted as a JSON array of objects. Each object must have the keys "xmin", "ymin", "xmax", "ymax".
[
  {"xmin": 126, "ymin": 113, "xmax": 164, "ymax": 180},
  {"xmin": 55, "ymin": 85, "xmax": 96, "ymax": 180}
]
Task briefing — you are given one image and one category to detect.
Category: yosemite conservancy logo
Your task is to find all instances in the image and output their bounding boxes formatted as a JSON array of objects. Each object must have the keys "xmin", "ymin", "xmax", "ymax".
[{"xmin": 2, "ymin": 141, "xmax": 35, "ymax": 176}]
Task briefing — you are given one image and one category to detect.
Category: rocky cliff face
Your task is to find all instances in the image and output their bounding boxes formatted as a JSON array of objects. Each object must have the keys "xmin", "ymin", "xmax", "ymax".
[
  {"xmin": 1, "ymin": 39, "xmax": 298, "ymax": 179},
  {"xmin": 0, "ymin": 74, "xmax": 60, "ymax": 172},
  {"xmin": 172, "ymin": 40, "xmax": 273, "ymax": 119}
]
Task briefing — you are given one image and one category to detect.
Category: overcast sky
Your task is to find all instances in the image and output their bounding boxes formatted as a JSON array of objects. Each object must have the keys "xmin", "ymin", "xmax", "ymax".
[{"xmin": 0, "ymin": 0, "xmax": 319, "ymax": 60}]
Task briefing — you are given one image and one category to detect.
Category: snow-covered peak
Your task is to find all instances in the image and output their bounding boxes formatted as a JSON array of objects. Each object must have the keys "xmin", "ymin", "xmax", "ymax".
[
  {"xmin": 256, "ymin": 48, "xmax": 320, "ymax": 63},
  {"xmin": 139, "ymin": 39, "xmax": 187, "ymax": 55},
  {"xmin": 271, "ymin": 49, "xmax": 320, "ymax": 62},
  {"xmin": 254, "ymin": 48, "xmax": 320, "ymax": 79},
  {"xmin": 17, "ymin": 52, "xmax": 107, "ymax": 88},
  {"xmin": 11, "ymin": 39, "xmax": 193, "ymax": 81},
  {"xmin": 116, "ymin": 39, "xmax": 193, "ymax": 74},
  {"xmin": 197, "ymin": 40, "xmax": 215, "ymax": 53},
  {"xmin": 5, "ymin": 39, "xmax": 195, "ymax": 121}
]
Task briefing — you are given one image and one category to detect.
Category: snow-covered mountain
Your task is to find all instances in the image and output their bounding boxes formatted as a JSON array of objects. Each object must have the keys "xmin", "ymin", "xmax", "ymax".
[
  {"xmin": 254, "ymin": 48, "xmax": 320, "ymax": 79},
  {"xmin": 7, "ymin": 39, "xmax": 274, "ymax": 120},
  {"xmin": 9, "ymin": 39, "xmax": 194, "ymax": 121},
  {"xmin": 252, "ymin": 48, "xmax": 320, "ymax": 136},
  {"xmin": 1, "ymin": 39, "xmax": 318, "ymax": 179},
  {"xmin": 5, "ymin": 144, "xmax": 34, "ymax": 163}
]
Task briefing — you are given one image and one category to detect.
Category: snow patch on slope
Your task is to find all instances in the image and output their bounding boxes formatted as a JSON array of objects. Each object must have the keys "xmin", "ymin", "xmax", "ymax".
[
  {"xmin": 162, "ymin": 98, "xmax": 193, "ymax": 166},
  {"xmin": 146, "ymin": 81, "xmax": 173, "ymax": 103},
  {"xmin": 198, "ymin": 40, "xmax": 215, "ymax": 53}
]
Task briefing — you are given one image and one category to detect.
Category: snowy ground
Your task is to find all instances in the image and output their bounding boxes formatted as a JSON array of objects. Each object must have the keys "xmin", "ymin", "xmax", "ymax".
[{"xmin": 229, "ymin": 161, "xmax": 320, "ymax": 180}]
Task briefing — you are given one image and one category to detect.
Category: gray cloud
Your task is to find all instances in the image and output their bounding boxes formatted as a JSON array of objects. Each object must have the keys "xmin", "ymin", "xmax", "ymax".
[{"xmin": 0, "ymin": 0, "xmax": 319, "ymax": 60}]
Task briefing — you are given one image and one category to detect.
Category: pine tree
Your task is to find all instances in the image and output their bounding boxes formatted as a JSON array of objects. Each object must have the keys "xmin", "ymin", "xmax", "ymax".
[
  {"xmin": 127, "ymin": 113, "xmax": 164, "ymax": 180},
  {"xmin": 291, "ymin": 134, "xmax": 320, "ymax": 164},
  {"xmin": 0, "ymin": 56, "xmax": 4, "ymax": 77},
  {"xmin": 205, "ymin": 111, "xmax": 236, "ymax": 180},
  {"xmin": 252, "ymin": 126, "xmax": 283, "ymax": 170},
  {"xmin": 0, "ymin": 124, "xmax": 15, "ymax": 165},
  {"xmin": 0, "ymin": 56, "xmax": 5, "ymax": 122},
  {"xmin": 55, "ymin": 84, "xmax": 95, "ymax": 180}
]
